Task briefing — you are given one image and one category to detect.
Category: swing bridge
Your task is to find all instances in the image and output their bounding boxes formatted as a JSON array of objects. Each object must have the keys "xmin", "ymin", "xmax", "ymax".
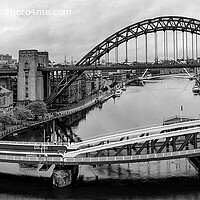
[
  {"xmin": 0, "ymin": 119, "xmax": 200, "ymax": 173},
  {"xmin": 1, "ymin": 16, "xmax": 200, "ymax": 182}
]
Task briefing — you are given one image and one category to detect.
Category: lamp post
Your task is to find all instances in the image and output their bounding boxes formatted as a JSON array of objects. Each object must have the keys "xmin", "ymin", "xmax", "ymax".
[
  {"xmin": 24, "ymin": 62, "xmax": 30, "ymax": 102},
  {"xmin": 43, "ymin": 129, "xmax": 46, "ymax": 154},
  {"xmin": 180, "ymin": 105, "xmax": 183, "ymax": 122}
]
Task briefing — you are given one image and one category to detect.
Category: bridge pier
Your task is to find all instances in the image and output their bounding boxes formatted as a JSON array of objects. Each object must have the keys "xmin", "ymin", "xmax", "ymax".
[
  {"xmin": 187, "ymin": 157, "xmax": 200, "ymax": 175},
  {"xmin": 52, "ymin": 165, "xmax": 79, "ymax": 187},
  {"xmin": 49, "ymin": 119, "xmax": 66, "ymax": 144},
  {"xmin": 45, "ymin": 121, "xmax": 52, "ymax": 142}
]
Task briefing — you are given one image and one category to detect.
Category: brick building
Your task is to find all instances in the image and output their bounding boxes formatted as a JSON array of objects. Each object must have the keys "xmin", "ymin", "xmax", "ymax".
[
  {"xmin": 0, "ymin": 86, "xmax": 13, "ymax": 114},
  {"xmin": 17, "ymin": 50, "xmax": 49, "ymax": 104}
]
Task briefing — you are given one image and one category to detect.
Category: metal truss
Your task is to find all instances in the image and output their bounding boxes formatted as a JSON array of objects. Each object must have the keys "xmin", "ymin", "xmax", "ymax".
[
  {"xmin": 47, "ymin": 16, "xmax": 200, "ymax": 104},
  {"xmin": 81, "ymin": 132, "xmax": 200, "ymax": 159}
]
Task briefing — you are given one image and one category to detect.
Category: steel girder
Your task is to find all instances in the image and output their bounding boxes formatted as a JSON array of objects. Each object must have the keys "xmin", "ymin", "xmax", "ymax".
[
  {"xmin": 69, "ymin": 120, "xmax": 200, "ymax": 151},
  {"xmin": 80, "ymin": 132, "xmax": 200, "ymax": 159},
  {"xmin": 79, "ymin": 16, "xmax": 200, "ymax": 66},
  {"xmin": 47, "ymin": 16, "xmax": 200, "ymax": 104}
]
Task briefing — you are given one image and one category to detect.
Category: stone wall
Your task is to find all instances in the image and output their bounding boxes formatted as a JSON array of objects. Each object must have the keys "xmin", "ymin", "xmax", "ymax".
[{"xmin": 0, "ymin": 86, "xmax": 13, "ymax": 114}]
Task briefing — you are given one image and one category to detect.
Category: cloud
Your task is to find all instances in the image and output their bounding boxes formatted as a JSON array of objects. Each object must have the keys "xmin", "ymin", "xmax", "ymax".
[{"xmin": 0, "ymin": 0, "xmax": 200, "ymax": 62}]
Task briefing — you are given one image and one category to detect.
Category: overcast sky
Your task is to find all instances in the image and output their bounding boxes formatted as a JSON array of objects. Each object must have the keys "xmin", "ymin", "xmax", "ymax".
[{"xmin": 1, "ymin": 0, "xmax": 200, "ymax": 62}]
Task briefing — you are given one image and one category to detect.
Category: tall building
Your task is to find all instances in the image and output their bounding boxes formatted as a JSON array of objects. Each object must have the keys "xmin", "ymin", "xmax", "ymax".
[
  {"xmin": 0, "ymin": 77, "xmax": 17, "ymax": 104},
  {"xmin": 17, "ymin": 50, "xmax": 49, "ymax": 104}
]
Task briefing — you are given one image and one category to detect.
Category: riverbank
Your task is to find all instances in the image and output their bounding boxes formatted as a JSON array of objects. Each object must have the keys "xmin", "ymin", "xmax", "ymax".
[{"xmin": 0, "ymin": 92, "xmax": 114, "ymax": 139}]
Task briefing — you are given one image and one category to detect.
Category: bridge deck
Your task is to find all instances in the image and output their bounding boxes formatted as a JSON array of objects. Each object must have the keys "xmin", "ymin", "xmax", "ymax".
[
  {"xmin": 69, "ymin": 119, "xmax": 200, "ymax": 150},
  {"xmin": 65, "ymin": 126, "xmax": 200, "ymax": 157},
  {"xmin": 0, "ymin": 120, "xmax": 200, "ymax": 165},
  {"xmin": 0, "ymin": 147, "xmax": 199, "ymax": 166},
  {"xmin": 39, "ymin": 63, "xmax": 200, "ymax": 72}
]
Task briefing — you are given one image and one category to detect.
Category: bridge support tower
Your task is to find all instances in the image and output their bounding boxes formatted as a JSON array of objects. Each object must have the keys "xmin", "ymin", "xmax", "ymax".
[{"xmin": 17, "ymin": 50, "xmax": 49, "ymax": 105}]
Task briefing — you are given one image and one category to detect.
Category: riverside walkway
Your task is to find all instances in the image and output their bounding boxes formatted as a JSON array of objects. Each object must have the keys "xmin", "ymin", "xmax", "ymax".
[{"xmin": 0, "ymin": 92, "xmax": 114, "ymax": 139}]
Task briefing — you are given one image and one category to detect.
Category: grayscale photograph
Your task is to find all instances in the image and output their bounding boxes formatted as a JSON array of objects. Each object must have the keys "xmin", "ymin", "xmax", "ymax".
[{"xmin": 0, "ymin": 0, "xmax": 200, "ymax": 199}]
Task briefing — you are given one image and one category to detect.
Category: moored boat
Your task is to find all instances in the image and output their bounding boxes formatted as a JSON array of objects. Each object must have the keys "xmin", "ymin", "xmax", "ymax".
[
  {"xmin": 192, "ymin": 85, "xmax": 200, "ymax": 93},
  {"xmin": 122, "ymin": 86, "xmax": 126, "ymax": 91},
  {"xmin": 114, "ymin": 89, "xmax": 122, "ymax": 97}
]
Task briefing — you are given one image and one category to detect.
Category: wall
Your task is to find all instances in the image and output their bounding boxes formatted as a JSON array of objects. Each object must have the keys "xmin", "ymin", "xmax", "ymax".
[{"xmin": 0, "ymin": 87, "xmax": 13, "ymax": 114}]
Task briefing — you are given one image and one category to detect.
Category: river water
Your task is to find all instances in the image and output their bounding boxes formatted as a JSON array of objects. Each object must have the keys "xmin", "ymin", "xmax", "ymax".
[{"xmin": 2, "ymin": 76, "xmax": 200, "ymax": 199}]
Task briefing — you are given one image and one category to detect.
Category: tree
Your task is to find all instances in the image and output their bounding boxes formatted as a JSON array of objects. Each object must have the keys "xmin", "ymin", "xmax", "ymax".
[
  {"xmin": 0, "ymin": 113, "xmax": 17, "ymax": 130},
  {"xmin": 26, "ymin": 101, "xmax": 48, "ymax": 120},
  {"xmin": 13, "ymin": 106, "xmax": 33, "ymax": 123}
]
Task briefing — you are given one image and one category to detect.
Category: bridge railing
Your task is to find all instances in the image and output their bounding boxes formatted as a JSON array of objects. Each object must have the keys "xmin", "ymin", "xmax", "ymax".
[
  {"xmin": 82, "ymin": 122, "xmax": 163, "ymax": 141},
  {"xmin": 164, "ymin": 115, "xmax": 199, "ymax": 121},
  {"xmin": 163, "ymin": 115, "xmax": 199, "ymax": 125},
  {"xmin": 63, "ymin": 148, "xmax": 200, "ymax": 164},
  {"xmin": 1, "ymin": 145, "xmax": 200, "ymax": 165}
]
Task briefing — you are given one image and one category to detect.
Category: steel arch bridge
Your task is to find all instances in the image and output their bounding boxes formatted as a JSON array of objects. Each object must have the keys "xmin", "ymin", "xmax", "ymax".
[{"xmin": 47, "ymin": 16, "xmax": 200, "ymax": 104}]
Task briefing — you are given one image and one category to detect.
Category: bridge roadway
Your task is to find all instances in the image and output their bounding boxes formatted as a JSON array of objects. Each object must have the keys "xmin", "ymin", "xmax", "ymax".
[
  {"xmin": 69, "ymin": 119, "xmax": 200, "ymax": 149},
  {"xmin": 40, "ymin": 63, "xmax": 200, "ymax": 71},
  {"xmin": 0, "ymin": 120, "xmax": 199, "ymax": 165},
  {"xmin": 64, "ymin": 126, "xmax": 200, "ymax": 157},
  {"xmin": 0, "ymin": 141, "xmax": 68, "ymax": 153},
  {"xmin": 0, "ymin": 63, "xmax": 198, "ymax": 77}
]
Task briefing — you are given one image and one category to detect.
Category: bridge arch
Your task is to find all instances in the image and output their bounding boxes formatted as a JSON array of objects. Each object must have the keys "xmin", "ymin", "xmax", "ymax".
[
  {"xmin": 48, "ymin": 16, "xmax": 200, "ymax": 104},
  {"xmin": 77, "ymin": 16, "xmax": 200, "ymax": 66}
]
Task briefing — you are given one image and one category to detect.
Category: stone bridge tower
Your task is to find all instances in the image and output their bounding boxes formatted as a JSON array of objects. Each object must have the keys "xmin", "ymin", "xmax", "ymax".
[{"xmin": 17, "ymin": 50, "xmax": 49, "ymax": 104}]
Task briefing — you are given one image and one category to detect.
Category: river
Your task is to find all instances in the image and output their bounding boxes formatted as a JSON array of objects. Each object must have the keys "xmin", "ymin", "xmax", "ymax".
[{"xmin": 1, "ymin": 76, "xmax": 200, "ymax": 199}]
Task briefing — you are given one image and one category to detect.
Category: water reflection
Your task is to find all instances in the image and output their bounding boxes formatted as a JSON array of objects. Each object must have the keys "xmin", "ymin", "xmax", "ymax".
[
  {"xmin": 73, "ymin": 77, "xmax": 200, "ymax": 139},
  {"xmin": 1, "ymin": 77, "xmax": 200, "ymax": 199}
]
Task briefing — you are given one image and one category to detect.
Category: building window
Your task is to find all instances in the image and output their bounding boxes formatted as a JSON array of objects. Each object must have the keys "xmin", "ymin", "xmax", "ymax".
[
  {"xmin": 24, "ymin": 62, "xmax": 30, "ymax": 99},
  {"xmin": 2, "ymin": 97, "xmax": 6, "ymax": 105},
  {"xmin": 24, "ymin": 73, "xmax": 29, "ymax": 98}
]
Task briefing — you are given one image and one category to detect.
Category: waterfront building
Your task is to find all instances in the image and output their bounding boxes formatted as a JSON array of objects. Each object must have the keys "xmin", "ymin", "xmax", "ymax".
[
  {"xmin": 109, "ymin": 72, "xmax": 127, "ymax": 82},
  {"xmin": 0, "ymin": 50, "xmax": 105, "ymax": 105},
  {"xmin": 83, "ymin": 71, "xmax": 103, "ymax": 96},
  {"xmin": 65, "ymin": 73, "xmax": 100, "ymax": 103},
  {"xmin": 101, "ymin": 68, "xmax": 117, "ymax": 79},
  {"xmin": 94, "ymin": 74, "xmax": 103, "ymax": 91},
  {"xmin": 17, "ymin": 50, "xmax": 49, "ymax": 104},
  {"xmin": 0, "ymin": 86, "xmax": 13, "ymax": 114},
  {"xmin": 0, "ymin": 53, "xmax": 17, "ymax": 68},
  {"xmin": 0, "ymin": 77, "xmax": 17, "ymax": 104},
  {"xmin": 67, "ymin": 77, "xmax": 82, "ymax": 104}
]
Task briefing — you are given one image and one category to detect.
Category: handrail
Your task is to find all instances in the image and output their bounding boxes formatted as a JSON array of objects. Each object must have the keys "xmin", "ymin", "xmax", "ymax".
[
  {"xmin": 66, "ymin": 126, "xmax": 200, "ymax": 157},
  {"xmin": 83, "ymin": 122, "xmax": 162, "ymax": 141},
  {"xmin": 80, "ymin": 119, "xmax": 200, "ymax": 142},
  {"xmin": 163, "ymin": 115, "xmax": 199, "ymax": 122}
]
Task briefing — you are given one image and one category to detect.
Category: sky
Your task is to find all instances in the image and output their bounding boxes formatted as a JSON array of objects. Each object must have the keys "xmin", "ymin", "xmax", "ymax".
[{"xmin": 1, "ymin": 0, "xmax": 200, "ymax": 63}]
